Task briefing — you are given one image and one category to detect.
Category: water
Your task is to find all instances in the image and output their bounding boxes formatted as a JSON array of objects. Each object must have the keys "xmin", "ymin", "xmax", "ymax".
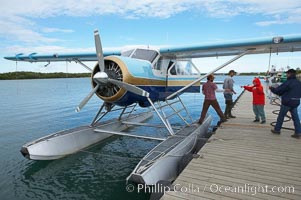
[{"xmin": 1, "ymin": 76, "xmax": 293, "ymax": 200}]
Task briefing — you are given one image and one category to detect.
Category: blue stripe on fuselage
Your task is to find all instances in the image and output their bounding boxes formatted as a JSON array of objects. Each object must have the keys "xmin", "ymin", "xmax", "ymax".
[{"xmin": 113, "ymin": 85, "xmax": 200, "ymax": 107}]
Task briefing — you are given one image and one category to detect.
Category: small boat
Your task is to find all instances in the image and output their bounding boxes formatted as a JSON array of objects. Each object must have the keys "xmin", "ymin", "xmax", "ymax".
[{"xmin": 127, "ymin": 115, "xmax": 212, "ymax": 185}]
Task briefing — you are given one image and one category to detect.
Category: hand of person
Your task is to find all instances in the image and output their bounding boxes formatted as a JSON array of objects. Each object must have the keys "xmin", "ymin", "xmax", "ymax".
[
  {"xmin": 240, "ymin": 86, "xmax": 244, "ymax": 88},
  {"xmin": 252, "ymin": 87, "xmax": 256, "ymax": 90}
]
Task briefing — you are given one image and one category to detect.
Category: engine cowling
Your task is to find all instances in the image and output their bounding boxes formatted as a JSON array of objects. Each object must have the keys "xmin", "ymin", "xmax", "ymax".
[{"xmin": 91, "ymin": 55, "xmax": 152, "ymax": 104}]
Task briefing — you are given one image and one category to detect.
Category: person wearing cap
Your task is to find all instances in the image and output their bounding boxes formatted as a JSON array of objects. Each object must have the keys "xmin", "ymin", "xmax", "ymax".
[
  {"xmin": 223, "ymin": 70, "xmax": 237, "ymax": 118},
  {"xmin": 198, "ymin": 74, "xmax": 227, "ymax": 125},
  {"xmin": 270, "ymin": 68, "xmax": 301, "ymax": 139}
]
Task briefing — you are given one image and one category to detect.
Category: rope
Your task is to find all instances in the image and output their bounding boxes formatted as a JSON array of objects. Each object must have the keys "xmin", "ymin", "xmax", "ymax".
[
  {"xmin": 65, "ymin": 61, "xmax": 69, "ymax": 78},
  {"xmin": 270, "ymin": 97, "xmax": 295, "ymax": 131},
  {"xmin": 267, "ymin": 48, "xmax": 272, "ymax": 73},
  {"xmin": 65, "ymin": 61, "xmax": 69, "ymax": 90},
  {"xmin": 15, "ymin": 60, "xmax": 20, "ymax": 95}
]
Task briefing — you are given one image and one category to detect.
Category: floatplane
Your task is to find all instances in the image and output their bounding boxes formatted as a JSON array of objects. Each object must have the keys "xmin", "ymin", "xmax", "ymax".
[{"xmin": 5, "ymin": 31, "xmax": 301, "ymax": 185}]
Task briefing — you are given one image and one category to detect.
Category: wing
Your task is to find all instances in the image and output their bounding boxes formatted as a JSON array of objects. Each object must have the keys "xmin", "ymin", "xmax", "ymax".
[
  {"xmin": 4, "ymin": 35, "xmax": 301, "ymax": 62},
  {"xmin": 159, "ymin": 35, "xmax": 301, "ymax": 59},
  {"xmin": 4, "ymin": 50, "xmax": 121, "ymax": 62}
]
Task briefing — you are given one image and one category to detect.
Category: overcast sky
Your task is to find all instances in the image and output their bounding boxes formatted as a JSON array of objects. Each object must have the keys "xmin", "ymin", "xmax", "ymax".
[{"xmin": 1, "ymin": 0, "xmax": 301, "ymax": 73}]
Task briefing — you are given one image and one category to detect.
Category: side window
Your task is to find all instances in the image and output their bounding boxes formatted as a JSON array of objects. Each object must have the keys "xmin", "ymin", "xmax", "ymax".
[
  {"xmin": 168, "ymin": 60, "xmax": 196, "ymax": 76},
  {"xmin": 155, "ymin": 58, "xmax": 163, "ymax": 70},
  {"xmin": 155, "ymin": 58, "xmax": 170, "ymax": 71}
]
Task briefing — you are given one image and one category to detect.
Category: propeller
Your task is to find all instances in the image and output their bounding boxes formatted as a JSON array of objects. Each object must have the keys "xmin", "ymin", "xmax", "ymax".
[
  {"xmin": 76, "ymin": 29, "xmax": 150, "ymax": 112},
  {"xmin": 94, "ymin": 30, "xmax": 105, "ymax": 72},
  {"xmin": 76, "ymin": 85, "xmax": 100, "ymax": 112},
  {"xmin": 108, "ymin": 78, "xmax": 149, "ymax": 97}
]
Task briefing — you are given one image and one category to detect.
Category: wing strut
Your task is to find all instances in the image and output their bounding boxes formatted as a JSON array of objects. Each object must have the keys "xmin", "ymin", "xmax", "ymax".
[
  {"xmin": 74, "ymin": 59, "xmax": 92, "ymax": 72},
  {"xmin": 166, "ymin": 48, "xmax": 254, "ymax": 100}
]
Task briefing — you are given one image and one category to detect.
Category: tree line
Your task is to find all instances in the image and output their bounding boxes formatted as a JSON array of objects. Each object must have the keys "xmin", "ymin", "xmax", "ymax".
[{"xmin": 0, "ymin": 71, "xmax": 90, "ymax": 80}]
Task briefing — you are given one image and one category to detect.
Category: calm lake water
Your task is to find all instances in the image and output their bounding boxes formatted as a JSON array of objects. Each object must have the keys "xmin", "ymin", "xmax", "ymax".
[{"xmin": 2, "ymin": 76, "xmax": 298, "ymax": 200}]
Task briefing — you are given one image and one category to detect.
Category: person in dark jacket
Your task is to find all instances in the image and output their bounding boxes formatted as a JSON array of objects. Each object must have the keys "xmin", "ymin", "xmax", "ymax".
[
  {"xmin": 269, "ymin": 69, "xmax": 301, "ymax": 139},
  {"xmin": 242, "ymin": 77, "xmax": 266, "ymax": 124}
]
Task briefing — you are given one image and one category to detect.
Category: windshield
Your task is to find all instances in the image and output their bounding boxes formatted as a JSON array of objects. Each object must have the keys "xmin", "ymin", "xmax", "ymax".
[
  {"xmin": 121, "ymin": 49, "xmax": 134, "ymax": 57},
  {"xmin": 131, "ymin": 49, "xmax": 159, "ymax": 63}
]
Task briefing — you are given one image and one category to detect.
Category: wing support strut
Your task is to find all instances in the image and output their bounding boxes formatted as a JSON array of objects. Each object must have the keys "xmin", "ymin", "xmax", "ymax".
[
  {"xmin": 74, "ymin": 59, "xmax": 92, "ymax": 72},
  {"xmin": 166, "ymin": 48, "xmax": 255, "ymax": 100}
]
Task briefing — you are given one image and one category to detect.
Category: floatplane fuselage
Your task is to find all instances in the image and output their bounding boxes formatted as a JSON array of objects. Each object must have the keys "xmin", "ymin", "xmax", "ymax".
[{"xmin": 5, "ymin": 30, "xmax": 301, "ymax": 185}]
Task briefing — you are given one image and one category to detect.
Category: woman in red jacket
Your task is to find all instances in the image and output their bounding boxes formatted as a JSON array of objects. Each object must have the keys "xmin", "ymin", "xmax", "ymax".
[{"xmin": 241, "ymin": 77, "xmax": 266, "ymax": 124}]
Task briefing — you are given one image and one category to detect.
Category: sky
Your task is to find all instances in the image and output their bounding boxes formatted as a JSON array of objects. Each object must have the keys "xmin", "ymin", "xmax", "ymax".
[{"xmin": 1, "ymin": 0, "xmax": 301, "ymax": 73}]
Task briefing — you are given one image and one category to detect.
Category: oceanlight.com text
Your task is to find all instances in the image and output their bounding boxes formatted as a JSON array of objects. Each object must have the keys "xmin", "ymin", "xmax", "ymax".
[
  {"xmin": 207, "ymin": 183, "xmax": 295, "ymax": 196},
  {"xmin": 126, "ymin": 183, "xmax": 295, "ymax": 196}
]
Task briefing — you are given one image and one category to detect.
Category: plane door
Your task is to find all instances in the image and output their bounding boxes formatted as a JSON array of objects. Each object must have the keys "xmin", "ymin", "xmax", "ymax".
[{"xmin": 165, "ymin": 61, "xmax": 176, "ymax": 90}]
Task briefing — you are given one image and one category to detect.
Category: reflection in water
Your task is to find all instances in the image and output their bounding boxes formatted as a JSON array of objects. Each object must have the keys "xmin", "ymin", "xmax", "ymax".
[{"xmin": 17, "ymin": 136, "xmax": 157, "ymax": 200}]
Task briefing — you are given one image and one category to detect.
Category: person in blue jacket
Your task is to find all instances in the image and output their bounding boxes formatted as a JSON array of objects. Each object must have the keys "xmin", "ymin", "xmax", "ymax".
[{"xmin": 269, "ymin": 69, "xmax": 301, "ymax": 139}]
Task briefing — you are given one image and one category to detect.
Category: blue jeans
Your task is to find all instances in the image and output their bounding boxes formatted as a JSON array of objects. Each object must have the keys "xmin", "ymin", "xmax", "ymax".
[
  {"xmin": 224, "ymin": 93, "xmax": 233, "ymax": 101},
  {"xmin": 275, "ymin": 104, "xmax": 301, "ymax": 134},
  {"xmin": 253, "ymin": 105, "xmax": 266, "ymax": 121}
]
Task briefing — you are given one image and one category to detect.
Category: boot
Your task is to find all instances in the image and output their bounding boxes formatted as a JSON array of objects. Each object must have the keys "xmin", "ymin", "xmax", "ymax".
[
  {"xmin": 229, "ymin": 113, "xmax": 236, "ymax": 118},
  {"xmin": 227, "ymin": 100, "xmax": 236, "ymax": 118},
  {"xmin": 224, "ymin": 104, "xmax": 230, "ymax": 119},
  {"xmin": 229, "ymin": 105, "xmax": 236, "ymax": 118}
]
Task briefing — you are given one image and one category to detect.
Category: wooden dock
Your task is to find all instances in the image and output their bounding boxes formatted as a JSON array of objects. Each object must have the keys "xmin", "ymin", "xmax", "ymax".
[{"xmin": 161, "ymin": 90, "xmax": 301, "ymax": 200}]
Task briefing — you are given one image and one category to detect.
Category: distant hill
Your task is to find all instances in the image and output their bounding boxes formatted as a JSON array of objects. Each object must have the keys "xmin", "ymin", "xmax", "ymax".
[{"xmin": 0, "ymin": 71, "xmax": 90, "ymax": 80}]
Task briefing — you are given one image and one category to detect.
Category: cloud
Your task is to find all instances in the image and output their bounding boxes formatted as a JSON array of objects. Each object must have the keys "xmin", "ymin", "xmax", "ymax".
[
  {"xmin": 4, "ymin": 45, "xmax": 95, "ymax": 55},
  {"xmin": 42, "ymin": 28, "xmax": 74, "ymax": 33},
  {"xmin": 0, "ymin": 13, "xmax": 63, "ymax": 44},
  {"xmin": 0, "ymin": 0, "xmax": 301, "ymax": 46},
  {"xmin": 1, "ymin": 0, "xmax": 299, "ymax": 19},
  {"xmin": 255, "ymin": 7, "xmax": 301, "ymax": 26},
  {"xmin": 0, "ymin": 25, "xmax": 61, "ymax": 45}
]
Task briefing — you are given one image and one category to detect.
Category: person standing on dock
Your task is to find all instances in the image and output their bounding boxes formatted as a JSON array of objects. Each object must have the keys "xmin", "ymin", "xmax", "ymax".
[
  {"xmin": 241, "ymin": 77, "xmax": 266, "ymax": 124},
  {"xmin": 198, "ymin": 74, "xmax": 227, "ymax": 125},
  {"xmin": 223, "ymin": 70, "xmax": 237, "ymax": 119},
  {"xmin": 270, "ymin": 69, "xmax": 301, "ymax": 139}
]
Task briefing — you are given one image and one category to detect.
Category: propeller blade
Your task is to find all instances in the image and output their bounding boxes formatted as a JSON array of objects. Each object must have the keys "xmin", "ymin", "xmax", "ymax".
[
  {"xmin": 94, "ymin": 30, "xmax": 105, "ymax": 72},
  {"xmin": 108, "ymin": 78, "xmax": 149, "ymax": 97},
  {"xmin": 76, "ymin": 84, "xmax": 100, "ymax": 112}
]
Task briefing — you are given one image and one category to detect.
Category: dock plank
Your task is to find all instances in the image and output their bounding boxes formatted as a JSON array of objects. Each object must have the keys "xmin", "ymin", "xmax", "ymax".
[{"xmin": 161, "ymin": 90, "xmax": 301, "ymax": 200}]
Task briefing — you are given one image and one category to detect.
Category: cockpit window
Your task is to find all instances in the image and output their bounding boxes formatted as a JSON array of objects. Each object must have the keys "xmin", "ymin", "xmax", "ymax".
[{"xmin": 131, "ymin": 49, "xmax": 159, "ymax": 63}]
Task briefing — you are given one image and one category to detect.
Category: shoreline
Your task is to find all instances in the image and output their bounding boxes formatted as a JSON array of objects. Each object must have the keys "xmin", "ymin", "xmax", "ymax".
[
  {"xmin": 0, "ymin": 71, "xmax": 90, "ymax": 80},
  {"xmin": 0, "ymin": 71, "xmax": 268, "ymax": 80}
]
